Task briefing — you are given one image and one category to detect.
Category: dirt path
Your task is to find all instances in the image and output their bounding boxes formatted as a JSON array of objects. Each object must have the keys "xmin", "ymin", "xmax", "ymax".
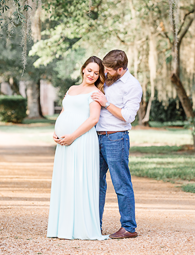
[{"xmin": 0, "ymin": 143, "xmax": 195, "ymax": 254}]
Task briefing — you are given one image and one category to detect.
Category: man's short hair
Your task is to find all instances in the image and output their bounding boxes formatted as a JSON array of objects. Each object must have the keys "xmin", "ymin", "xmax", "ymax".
[{"xmin": 102, "ymin": 50, "xmax": 128, "ymax": 70}]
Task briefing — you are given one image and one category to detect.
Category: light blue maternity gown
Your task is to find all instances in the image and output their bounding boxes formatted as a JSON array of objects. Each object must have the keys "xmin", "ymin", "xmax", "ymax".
[{"xmin": 47, "ymin": 91, "xmax": 108, "ymax": 240}]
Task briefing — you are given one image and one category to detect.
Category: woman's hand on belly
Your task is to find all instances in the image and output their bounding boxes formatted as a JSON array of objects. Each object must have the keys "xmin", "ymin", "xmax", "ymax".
[
  {"xmin": 53, "ymin": 131, "xmax": 61, "ymax": 144},
  {"xmin": 59, "ymin": 134, "xmax": 75, "ymax": 146}
]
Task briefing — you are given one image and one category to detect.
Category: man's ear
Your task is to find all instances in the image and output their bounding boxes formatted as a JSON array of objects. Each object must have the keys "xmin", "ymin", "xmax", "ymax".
[{"xmin": 117, "ymin": 67, "xmax": 123, "ymax": 74}]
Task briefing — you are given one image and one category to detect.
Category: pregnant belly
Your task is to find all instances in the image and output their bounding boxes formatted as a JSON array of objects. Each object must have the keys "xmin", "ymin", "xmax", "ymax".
[{"xmin": 54, "ymin": 112, "xmax": 85, "ymax": 138}]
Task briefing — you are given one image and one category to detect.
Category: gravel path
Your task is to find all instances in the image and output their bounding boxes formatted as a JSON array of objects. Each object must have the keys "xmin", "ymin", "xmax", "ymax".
[{"xmin": 0, "ymin": 142, "xmax": 195, "ymax": 254}]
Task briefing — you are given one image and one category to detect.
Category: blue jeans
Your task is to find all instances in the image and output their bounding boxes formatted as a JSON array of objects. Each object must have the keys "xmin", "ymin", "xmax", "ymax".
[{"xmin": 98, "ymin": 131, "xmax": 137, "ymax": 233}]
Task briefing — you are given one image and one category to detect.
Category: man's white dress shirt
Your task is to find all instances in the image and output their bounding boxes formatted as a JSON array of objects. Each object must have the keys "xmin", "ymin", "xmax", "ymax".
[{"xmin": 96, "ymin": 70, "xmax": 142, "ymax": 131}]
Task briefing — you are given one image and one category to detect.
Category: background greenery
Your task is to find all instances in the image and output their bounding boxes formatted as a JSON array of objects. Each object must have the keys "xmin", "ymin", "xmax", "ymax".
[
  {"xmin": 1, "ymin": 0, "xmax": 195, "ymax": 124},
  {"xmin": 0, "ymin": 95, "xmax": 27, "ymax": 123}
]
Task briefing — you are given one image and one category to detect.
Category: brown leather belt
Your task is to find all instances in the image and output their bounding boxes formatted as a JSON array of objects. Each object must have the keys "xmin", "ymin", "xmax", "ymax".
[{"xmin": 97, "ymin": 130, "xmax": 127, "ymax": 135}]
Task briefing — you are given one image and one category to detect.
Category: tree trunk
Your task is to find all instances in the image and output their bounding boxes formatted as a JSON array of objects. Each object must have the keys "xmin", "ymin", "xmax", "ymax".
[
  {"xmin": 141, "ymin": 33, "xmax": 156, "ymax": 125},
  {"xmin": 142, "ymin": 97, "xmax": 153, "ymax": 125},
  {"xmin": 171, "ymin": 73, "xmax": 194, "ymax": 118},
  {"xmin": 27, "ymin": 81, "xmax": 41, "ymax": 118},
  {"xmin": 8, "ymin": 77, "xmax": 21, "ymax": 95},
  {"xmin": 138, "ymin": 108, "xmax": 143, "ymax": 125},
  {"xmin": 0, "ymin": 83, "xmax": 5, "ymax": 95},
  {"xmin": 138, "ymin": 101, "xmax": 147, "ymax": 125},
  {"xmin": 36, "ymin": 79, "xmax": 45, "ymax": 118},
  {"xmin": 170, "ymin": 9, "xmax": 195, "ymax": 119}
]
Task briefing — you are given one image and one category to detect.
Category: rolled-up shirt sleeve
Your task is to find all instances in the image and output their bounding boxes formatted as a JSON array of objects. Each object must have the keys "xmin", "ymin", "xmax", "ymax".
[{"xmin": 121, "ymin": 82, "xmax": 142, "ymax": 123}]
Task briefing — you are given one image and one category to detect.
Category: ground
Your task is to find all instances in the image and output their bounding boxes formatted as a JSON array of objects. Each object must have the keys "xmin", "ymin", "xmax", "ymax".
[{"xmin": 0, "ymin": 124, "xmax": 195, "ymax": 254}]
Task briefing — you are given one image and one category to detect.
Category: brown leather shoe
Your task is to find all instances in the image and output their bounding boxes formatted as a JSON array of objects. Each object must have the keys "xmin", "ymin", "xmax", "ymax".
[{"xmin": 109, "ymin": 227, "xmax": 138, "ymax": 239}]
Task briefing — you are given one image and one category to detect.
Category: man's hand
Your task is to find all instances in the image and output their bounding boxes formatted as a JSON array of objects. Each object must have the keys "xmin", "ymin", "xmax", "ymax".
[
  {"xmin": 53, "ymin": 132, "xmax": 61, "ymax": 144},
  {"xmin": 91, "ymin": 91, "xmax": 107, "ymax": 107},
  {"xmin": 59, "ymin": 134, "xmax": 75, "ymax": 146},
  {"xmin": 91, "ymin": 93, "xmax": 126, "ymax": 122}
]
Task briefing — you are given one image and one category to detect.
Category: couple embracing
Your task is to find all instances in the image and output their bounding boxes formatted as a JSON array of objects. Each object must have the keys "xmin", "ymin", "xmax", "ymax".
[{"xmin": 47, "ymin": 50, "xmax": 142, "ymax": 240}]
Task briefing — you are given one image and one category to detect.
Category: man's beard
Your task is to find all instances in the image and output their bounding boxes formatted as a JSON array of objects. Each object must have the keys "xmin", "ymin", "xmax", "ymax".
[{"xmin": 105, "ymin": 73, "xmax": 121, "ymax": 86}]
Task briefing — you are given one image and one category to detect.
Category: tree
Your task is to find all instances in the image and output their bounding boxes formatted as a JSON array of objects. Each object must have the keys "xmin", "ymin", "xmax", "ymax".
[
  {"xmin": 168, "ymin": 1, "xmax": 194, "ymax": 118},
  {"xmin": 29, "ymin": 1, "xmax": 195, "ymax": 125},
  {"xmin": 0, "ymin": 26, "xmax": 56, "ymax": 119},
  {"xmin": 0, "ymin": 0, "xmax": 42, "ymax": 70}
]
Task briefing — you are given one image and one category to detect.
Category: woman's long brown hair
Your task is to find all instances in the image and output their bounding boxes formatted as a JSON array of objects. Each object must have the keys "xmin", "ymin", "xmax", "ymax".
[{"xmin": 81, "ymin": 56, "xmax": 105, "ymax": 94}]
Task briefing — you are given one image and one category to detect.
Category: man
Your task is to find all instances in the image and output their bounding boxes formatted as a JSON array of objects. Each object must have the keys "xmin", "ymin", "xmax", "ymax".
[{"xmin": 91, "ymin": 49, "xmax": 142, "ymax": 239}]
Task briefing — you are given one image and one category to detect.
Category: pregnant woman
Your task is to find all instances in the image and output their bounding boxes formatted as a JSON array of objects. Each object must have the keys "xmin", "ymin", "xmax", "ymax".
[{"xmin": 47, "ymin": 56, "xmax": 108, "ymax": 240}]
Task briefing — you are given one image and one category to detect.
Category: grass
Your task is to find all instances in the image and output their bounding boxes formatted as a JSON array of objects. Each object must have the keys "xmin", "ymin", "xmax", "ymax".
[
  {"xmin": 0, "ymin": 124, "xmax": 54, "ymax": 133},
  {"xmin": 130, "ymin": 145, "xmax": 182, "ymax": 154},
  {"xmin": 129, "ymin": 135, "xmax": 195, "ymax": 193},
  {"xmin": 149, "ymin": 121, "xmax": 188, "ymax": 128},
  {"xmin": 182, "ymin": 183, "xmax": 195, "ymax": 193},
  {"xmin": 0, "ymin": 124, "xmax": 55, "ymax": 144},
  {"xmin": 129, "ymin": 129, "xmax": 192, "ymax": 146},
  {"xmin": 0, "ymin": 115, "xmax": 58, "ymax": 125},
  {"xmin": 22, "ymin": 115, "xmax": 57, "ymax": 124},
  {"xmin": 129, "ymin": 155, "xmax": 195, "ymax": 181}
]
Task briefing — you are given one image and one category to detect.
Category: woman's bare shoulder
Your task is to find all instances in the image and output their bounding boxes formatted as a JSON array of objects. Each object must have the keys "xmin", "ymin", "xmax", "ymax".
[
  {"xmin": 89, "ymin": 87, "xmax": 100, "ymax": 93},
  {"xmin": 68, "ymin": 85, "xmax": 79, "ymax": 92}
]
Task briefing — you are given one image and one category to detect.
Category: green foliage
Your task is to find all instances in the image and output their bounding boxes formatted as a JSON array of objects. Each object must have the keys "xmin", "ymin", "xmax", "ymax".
[
  {"xmin": 0, "ymin": 0, "xmax": 33, "ymax": 30},
  {"xmin": 0, "ymin": 95, "xmax": 27, "ymax": 123},
  {"xmin": 150, "ymin": 97, "xmax": 186, "ymax": 122},
  {"xmin": 50, "ymin": 48, "xmax": 86, "ymax": 102},
  {"xmin": 0, "ymin": 26, "xmax": 63, "ymax": 94},
  {"xmin": 182, "ymin": 183, "xmax": 195, "ymax": 193},
  {"xmin": 31, "ymin": 0, "xmax": 118, "ymax": 66},
  {"xmin": 150, "ymin": 99, "xmax": 166, "ymax": 122},
  {"xmin": 29, "ymin": 25, "xmax": 81, "ymax": 67},
  {"xmin": 53, "ymin": 77, "xmax": 79, "ymax": 104}
]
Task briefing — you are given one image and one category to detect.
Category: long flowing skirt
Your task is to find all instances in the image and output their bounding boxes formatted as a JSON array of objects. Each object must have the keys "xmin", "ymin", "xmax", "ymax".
[{"xmin": 47, "ymin": 128, "xmax": 108, "ymax": 240}]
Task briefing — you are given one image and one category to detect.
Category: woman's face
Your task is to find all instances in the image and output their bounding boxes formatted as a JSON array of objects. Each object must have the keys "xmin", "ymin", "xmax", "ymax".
[{"xmin": 83, "ymin": 62, "xmax": 100, "ymax": 85}]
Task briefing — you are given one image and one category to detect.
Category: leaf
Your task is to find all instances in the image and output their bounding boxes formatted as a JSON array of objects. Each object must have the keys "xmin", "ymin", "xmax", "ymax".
[
  {"xmin": 23, "ymin": 4, "xmax": 32, "ymax": 11},
  {"xmin": 19, "ymin": 13, "xmax": 25, "ymax": 19}
]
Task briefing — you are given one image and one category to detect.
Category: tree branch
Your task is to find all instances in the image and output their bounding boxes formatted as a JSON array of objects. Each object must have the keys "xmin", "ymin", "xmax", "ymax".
[
  {"xmin": 160, "ymin": 31, "xmax": 172, "ymax": 45},
  {"xmin": 178, "ymin": 17, "xmax": 194, "ymax": 45},
  {"xmin": 171, "ymin": 4, "xmax": 176, "ymax": 39},
  {"xmin": 116, "ymin": 34, "xmax": 129, "ymax": 46},
  {"xmin": 178, "ymin": 8, "xmax": 195, "ymax": 35}
]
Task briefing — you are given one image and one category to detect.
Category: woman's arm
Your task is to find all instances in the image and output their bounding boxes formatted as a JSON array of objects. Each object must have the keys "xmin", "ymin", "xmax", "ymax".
[
  {"xmin": 59, "ymin": 101, "xmax": 101, "ymax": 146},
  {"xmin": 53, "ymin": 107, "xmax": 64, "ymax": 144}
]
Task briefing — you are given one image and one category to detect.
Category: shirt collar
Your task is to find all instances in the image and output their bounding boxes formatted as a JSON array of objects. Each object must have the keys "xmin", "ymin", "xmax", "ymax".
[{"xmin": 118, "ymin": 69, "xmax": 130, "ymax": 83}]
